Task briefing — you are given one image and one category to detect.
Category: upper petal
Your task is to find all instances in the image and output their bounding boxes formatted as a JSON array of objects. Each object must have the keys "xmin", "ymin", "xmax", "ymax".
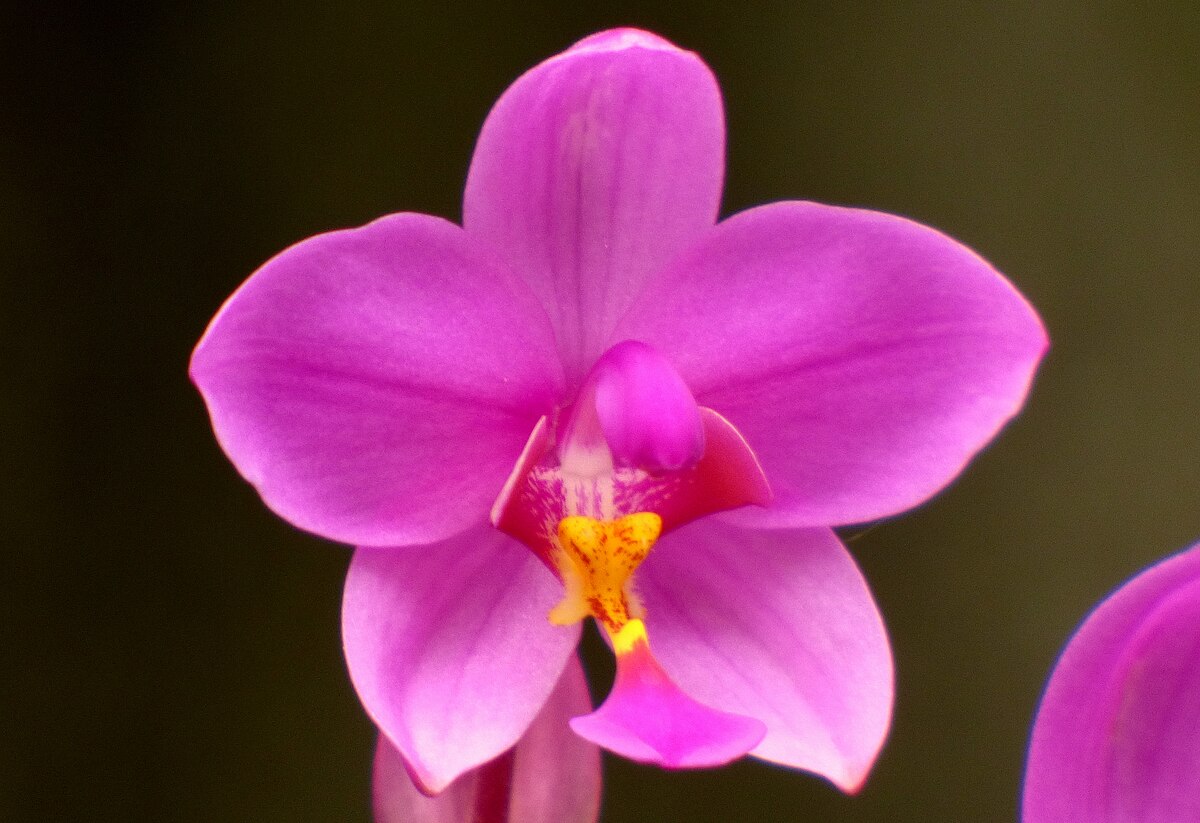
[
  {"xmin": 343, "ymin": 524, "xmax": 581, "ymax": 794},
  {"xmin": 615, "ymin": 201, "xmax": 1047, "ymax": 528},
  {"xmin": 373, "ymin": 654, "xmax": 601, "ymax": 823},
  {"xmin": 1023, "ymin": 543, "xmax": 1200, "ymax": 823},
  {"xmin": 463, "ymin": 28, "xmax": 725, "ymax": 386},
  {"xmin": 636, "ymin": 519, "xmax": 893, "ymax": 793},
  {"xmin": 190, "ymin": 212, "xmax": 563, "ymax": 547}
]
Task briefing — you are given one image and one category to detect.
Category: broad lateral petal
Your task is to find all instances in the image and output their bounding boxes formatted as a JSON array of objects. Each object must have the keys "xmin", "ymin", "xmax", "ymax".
[
  {"xmin": 190, "ymin": 212, "xmax": 563, "ymax": 547},
  {"xmin": 615, "ymin": 201, "xmax": 1048, "ymax": 529},
  {"xmin": 373, "ymin": 655, "xmax": 601, "ymax": 823},
  {"xmin": 343, "ymin": 525, "xmax": 581, "ymax": 794},
  {"xmin": 637, "ymin": 520, "xmax": 893, "ymax": 792},
  {"xmin": 464, "ymin": 28, "xmax": 725, "ymax": 386},
  {"xmin": 1024, "ymin": 544, "xmax": 1200, "ymax": 823}
]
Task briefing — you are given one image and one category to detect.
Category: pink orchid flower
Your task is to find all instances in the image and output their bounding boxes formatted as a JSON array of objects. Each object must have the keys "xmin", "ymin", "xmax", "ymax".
[
  {"xmin": 191, "ymin": 28, "xmax": 1046, "ymax": 800},
  {"xmin": 1024, "ymin": 542, "xmax": 1200, "ymax": 822}
]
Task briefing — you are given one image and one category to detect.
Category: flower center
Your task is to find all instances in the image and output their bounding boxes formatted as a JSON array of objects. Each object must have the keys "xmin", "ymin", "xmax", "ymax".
[
  {"xmin": 489, "ymin": 341, "xmax": 773, "ymax": 765},
  {"xmin": 491, "ymin": 340, "xmax": 771, "ymax": 574},
  {"xmin": 549, "ymin": 512, "xmax": 661, "ymax": 640}
]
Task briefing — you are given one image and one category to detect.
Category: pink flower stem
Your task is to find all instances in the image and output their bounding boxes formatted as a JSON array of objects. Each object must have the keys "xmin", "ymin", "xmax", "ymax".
[{"xmin": 472, "ymin": 749, "xmax": 515, "ymax": 823}]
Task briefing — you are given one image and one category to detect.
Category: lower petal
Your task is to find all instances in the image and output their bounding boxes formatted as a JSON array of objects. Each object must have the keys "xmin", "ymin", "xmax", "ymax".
[
  {"xmin": 570, "ymin": 623, "xmax": 765, "ymax": 768},
  {"xmin": 373, "ymin": 655, "xmax": 601, "ymax": 823},
  {"xmin": 636, "ymin": 519, "xmax": 893, "ymax": 792},
  {"xmin": 343, "ymin": 525, "xmax": 581, "ymax": 793}
]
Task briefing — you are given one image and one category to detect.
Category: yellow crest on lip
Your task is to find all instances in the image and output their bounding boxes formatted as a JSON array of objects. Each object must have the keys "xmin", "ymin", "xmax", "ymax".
[{"xmin": 549, "ymin": 512, "xmax": 662, "ymax": 635}]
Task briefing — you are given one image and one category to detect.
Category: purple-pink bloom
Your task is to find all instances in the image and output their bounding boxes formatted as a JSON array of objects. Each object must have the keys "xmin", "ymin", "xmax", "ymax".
[
  {"xmin": 1023, "ymin": 542, "xmax": 1200, "ymax": 822},
  {"xmin": 191, "ymin": 28, "xmax": 1046, "ymax": 797}
]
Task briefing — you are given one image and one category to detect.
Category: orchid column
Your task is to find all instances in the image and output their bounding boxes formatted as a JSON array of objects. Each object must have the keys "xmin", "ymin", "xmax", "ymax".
[{"xmin": 191, "ymin": 27, "xmax": 1047, "ymax": 811}]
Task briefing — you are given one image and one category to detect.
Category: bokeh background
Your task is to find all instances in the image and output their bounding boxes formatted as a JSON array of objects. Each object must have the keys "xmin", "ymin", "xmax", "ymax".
[{"xmin": 5, "ymin": 2, "xmax": 1199, "ymax": 821}]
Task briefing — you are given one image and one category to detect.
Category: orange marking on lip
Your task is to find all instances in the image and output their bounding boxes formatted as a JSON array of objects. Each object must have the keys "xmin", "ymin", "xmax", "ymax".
[{"xmin": 550, "ymin": 513, "xmax": 662, "ymax": 635}]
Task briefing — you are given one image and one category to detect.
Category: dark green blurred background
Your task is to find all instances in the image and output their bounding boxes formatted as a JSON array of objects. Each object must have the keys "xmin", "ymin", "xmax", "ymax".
[{"xmin": 5, "ymin": 2, "xmax": 1198, "ymax": 821}]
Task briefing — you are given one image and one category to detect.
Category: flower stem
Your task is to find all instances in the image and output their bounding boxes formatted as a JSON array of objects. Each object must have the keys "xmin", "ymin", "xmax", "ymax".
[{"xmin": 472, "ymin": 749, "xmax": 515, "ymax": 823}]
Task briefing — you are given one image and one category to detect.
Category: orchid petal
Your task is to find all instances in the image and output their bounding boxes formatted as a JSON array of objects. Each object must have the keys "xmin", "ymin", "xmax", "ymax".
[
  {"xmin": 615, "ymin": 201, "xmax": 1047, "ymax": 528},
  {"xmin": 190, "ymin": 212, "xmax": 563, "ymax": 547},
  {"xmin": 373, "ymin": 655, "xmax": 601, "ymax": 823},
  {"xmin": 570, "ymin": 628, "xmax": 766, "ymax": 768},
  {"xmin": 464, "ymin": 28, "xmax": 725, "ymax": 386},
  {"xmin": 637, "ymin": 519, "xmax": 893, "ymax": 792},
  {"xmin": 1023, "ymin": 543, "xmax": 1200, "ymax": 823},
  {"xmin": 343, "ymin": 525, "xmax": 580, "ymax": 793}
]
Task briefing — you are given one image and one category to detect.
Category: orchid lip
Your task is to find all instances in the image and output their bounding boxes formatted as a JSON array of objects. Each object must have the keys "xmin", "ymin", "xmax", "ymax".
[
  {"xmin": 546, "ymin": 509, "xmax": 766, "ymax": 768},
  {"xmin": 569, "ymin": 616, "xmax": 767, "ymax": 768}
]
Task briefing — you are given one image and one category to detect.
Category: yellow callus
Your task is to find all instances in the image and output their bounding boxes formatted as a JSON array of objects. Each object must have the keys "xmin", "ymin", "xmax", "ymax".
[
  {"xmin": 549, "ymin": 512, "xmax": 663, "ymax": 636},
  {"xmin": 610, "ymin": 618, "xmax": 650, "ymax": 655}
]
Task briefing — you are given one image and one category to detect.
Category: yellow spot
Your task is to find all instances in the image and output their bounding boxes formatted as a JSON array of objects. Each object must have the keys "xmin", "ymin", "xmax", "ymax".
[
  {"xmin": 611, "ymin": 618, "xmax": 649, "ymax": 655},
  {"xmin": 551, "ymin": 513, "xmax": 662, "ymax": 636}
]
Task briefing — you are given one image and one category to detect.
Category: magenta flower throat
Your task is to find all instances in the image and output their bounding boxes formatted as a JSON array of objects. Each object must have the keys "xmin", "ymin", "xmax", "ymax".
[{"xmin": 191, "ymin": 28, "xmax": 1047, "ymax": 798}]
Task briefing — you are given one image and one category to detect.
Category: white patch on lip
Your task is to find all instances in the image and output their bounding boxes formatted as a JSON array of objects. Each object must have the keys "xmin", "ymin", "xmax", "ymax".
[{"xmin": 561, "ymin": 470, "xmax": 616, "ymax": 522}]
